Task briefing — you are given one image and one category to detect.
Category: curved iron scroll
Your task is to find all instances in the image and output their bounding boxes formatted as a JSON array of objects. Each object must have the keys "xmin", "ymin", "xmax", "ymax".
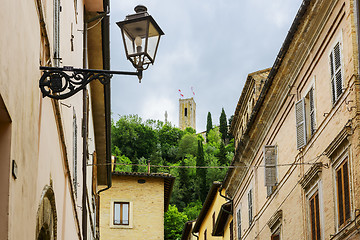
[
  {"xmin": 39, "ymin": 70, "xmax": 112, "ymax": 100},
  {"xmin": 39, "ymin": 66, "xmax": 141, "ymax": 100}
]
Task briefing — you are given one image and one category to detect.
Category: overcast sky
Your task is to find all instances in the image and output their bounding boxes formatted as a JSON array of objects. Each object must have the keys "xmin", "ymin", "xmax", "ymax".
[{"xmin": 109, "ymin": 0, "xmax": 303, "ymax": 132}]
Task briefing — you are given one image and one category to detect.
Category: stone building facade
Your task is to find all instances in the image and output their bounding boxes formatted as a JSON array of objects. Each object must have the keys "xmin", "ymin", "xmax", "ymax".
[
  {"xmin": 224, "ymin": 0, "xmax": 360, "ymax": 239},
  {"xmin": 0, "ymin": 0, "xmax": 111, "ymax": 239},
  {"xmin": 99, "ymin": 172, "xmax": 175, "ymax": 240},
  {"xmin": 179, "ymin": 98, "xmax": 196, "ymax": 131}
]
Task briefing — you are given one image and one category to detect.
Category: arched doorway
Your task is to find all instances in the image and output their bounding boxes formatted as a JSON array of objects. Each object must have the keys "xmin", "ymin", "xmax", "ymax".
[{"xmin": 36, "ymin": 186, "xmax": 57, "ymax": 240}]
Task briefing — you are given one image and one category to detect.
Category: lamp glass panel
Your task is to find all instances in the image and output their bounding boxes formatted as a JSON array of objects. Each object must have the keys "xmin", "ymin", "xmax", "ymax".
[
  {"xmin": 147, "ymin": 35, "xmax": 159, "ymax": 61},
  {"xmin": 123, "ymin": 32, "xmax": 135, "ymax": 56}
]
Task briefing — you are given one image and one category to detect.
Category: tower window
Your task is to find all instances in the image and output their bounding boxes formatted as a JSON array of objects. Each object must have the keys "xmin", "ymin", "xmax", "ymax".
[{"xmin": 185, "ymin": 108, "xmax": 188, "ymax": 117}]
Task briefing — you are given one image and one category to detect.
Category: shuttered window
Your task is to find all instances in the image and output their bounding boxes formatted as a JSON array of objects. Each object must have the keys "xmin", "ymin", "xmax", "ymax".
[
  {"xmin": 336, "ymin": 160, "xmax": 351, "ymax": 227},
  {"xmin": 330, "ymin": 42, "xmax": 343, "ymax": 104},
  {"xmin": 309, "ymin": 192, "xmax": 321, "ymax": 240},
  {"xmin": 296, "ymin": 87, "xmax": 317, "ymax": 149},
  {"xmin": 307, "ymin": 87, "xmax": 316, "ymax": 136},
  {"xmin": 295, "ymin": 99, "xmax": 307, "ymax": 149},
  {"xmin": 237, "ymin": 208, "xmax": 241, "ymax": 240},
  {"xmin": 248, "ymin": 189, "xmax": 253, "ymax": 226},
  {"xmin": 114, "ymin": 202, "xmax": 129, "ymax": 225},
  {"xmin": 264, "ymin": 145, "xmax": 277, "ymax": 196}
]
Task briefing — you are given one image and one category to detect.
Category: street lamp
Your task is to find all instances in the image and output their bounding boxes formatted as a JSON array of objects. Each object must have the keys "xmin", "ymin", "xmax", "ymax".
[
  {"xmin": 117, "ymin": 5, "xmax": 164, "ymax": 73},
  {"xmin": 39, "ymin": 5, "xmax": 164, "ymax": 100}
]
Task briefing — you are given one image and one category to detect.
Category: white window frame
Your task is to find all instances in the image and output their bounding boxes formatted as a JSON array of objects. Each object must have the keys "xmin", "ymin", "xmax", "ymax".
[{"xmin": 110, "ymin": 200, "xmax": 133, "ymax": 229}]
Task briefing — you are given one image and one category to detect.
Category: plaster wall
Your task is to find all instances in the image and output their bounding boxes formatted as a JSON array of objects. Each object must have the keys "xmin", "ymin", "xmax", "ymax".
[
  {"xmin": 100, "ymin": 176, "xmax": 165, "ymax": 240},
  {"xmin": 229, "ymin": 0, "xmax": 360, "ymax": 239},
  {"xmin": 0, "ymin": 0, "xmax": 99, "ymax": 239},
  {"xmin": 198, "ymin": 190, "xmax": 226, "ymax": 240}
]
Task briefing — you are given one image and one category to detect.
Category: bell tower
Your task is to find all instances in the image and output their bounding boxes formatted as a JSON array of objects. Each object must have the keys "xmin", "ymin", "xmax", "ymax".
[{"xmin": 179, "ymin": 98, "xmax": 196, "ymax": 131}]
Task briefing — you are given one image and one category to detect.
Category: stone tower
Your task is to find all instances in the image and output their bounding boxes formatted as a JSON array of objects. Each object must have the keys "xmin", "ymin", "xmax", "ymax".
[{"xmin": 179, "ymin": 98, "xmax": 196, "ymax": 130}]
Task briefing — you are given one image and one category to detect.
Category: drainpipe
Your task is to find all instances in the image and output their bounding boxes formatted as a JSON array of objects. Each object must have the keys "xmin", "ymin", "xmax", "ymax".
[
  {"xmin": 191, "ymin": 231, "xmax": 199, "ymax": 239},
  {"xmin": 219, "ymin": 186, "xmax": 233, "ymax": 215}
]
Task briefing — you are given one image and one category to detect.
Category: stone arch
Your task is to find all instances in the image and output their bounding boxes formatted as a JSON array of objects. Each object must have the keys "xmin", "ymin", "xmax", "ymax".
[{"xmin": 36, "ymin": 185, "xmax": 57, "ymax": 240}]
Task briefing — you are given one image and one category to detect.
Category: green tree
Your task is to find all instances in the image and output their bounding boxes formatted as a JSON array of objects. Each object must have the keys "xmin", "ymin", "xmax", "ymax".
[
  {"xmin": 206, "ymin": 112, "xmax": 213, "ymax": 142},
  {"xmin": 217, "ymin": 141, "xmax": 227, "ymax": 166},
  {"xmin": 196, "ymin": 140, "xmax": 207, "ymax": 202},
  {"xmin": 219, "ymin": 108, "xmax": 228, "ymax": 142},
  {"xmin": 183, "ymin": 200, "xmax": 202, "ymax": 220},
  {"xmin": 164, "ymin": 205, "xmax": 188, "ymax": 240},
  {"xmin": 177, "ymin": 133, "xmax": 198, "ymax": 159}
]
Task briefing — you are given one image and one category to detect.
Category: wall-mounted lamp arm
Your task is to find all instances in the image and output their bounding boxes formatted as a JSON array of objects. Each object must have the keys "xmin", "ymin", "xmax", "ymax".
[{"xmin": 39, "ymin": 66, "xmax": 142, "ymax": 100}]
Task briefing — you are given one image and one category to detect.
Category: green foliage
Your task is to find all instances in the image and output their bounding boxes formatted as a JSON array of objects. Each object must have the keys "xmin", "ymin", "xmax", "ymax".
[
  {"xmin": 206, "ymin": 127, "xmax": 221, "ymax": 147},
  {"xmin": 183, "ymin": 200, "xmax": 202, "ymax": 220},
  {"xmin": 164, "ymin": 205, "xmax": 188, "ymax": 240},
  {"xmin": 219, "ymin": 108, "xmax": 228, "ymax": 142},
  {"xmin": 177, "ymin": 133, "xmax": 198, "ymax": 159},
  {"xmin": 196, "ymin": 140, "xmax": 207, "ymax": 203}
]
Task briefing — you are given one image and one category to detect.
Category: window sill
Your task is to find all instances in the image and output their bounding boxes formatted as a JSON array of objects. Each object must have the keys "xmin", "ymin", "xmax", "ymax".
[{"xmin": 110, "ymin": 224, "xmax": 133, "ymax": 229}]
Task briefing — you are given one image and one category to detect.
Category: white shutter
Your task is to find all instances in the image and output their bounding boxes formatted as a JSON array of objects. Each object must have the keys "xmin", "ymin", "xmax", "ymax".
[
  {"xmin": 330, "ymin": 42, "xmax": 343, "ymax": 103},
  {"xmin": 237, "ymin": 208, "xmax": 241, "ymax": 239},
  {"xmin": 248, "ymin": 189, "xmax": 253, "ymax": 225},
  {"xmin": 295, "ymin": 99, "xmax": 307, "ymax": 149},
  {"xmin": 264, "ymin": 145, "xmax": 277, "ymax": 187}
]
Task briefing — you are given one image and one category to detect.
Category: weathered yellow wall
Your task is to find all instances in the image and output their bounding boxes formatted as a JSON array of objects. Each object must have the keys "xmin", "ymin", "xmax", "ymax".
[
  {"xmin": 198, "ymin": 190, "xmax": 226, "ymax": 240},
  {"xmin": 100, "ymin": 176, "xmax": 165, "ymax": 240}
]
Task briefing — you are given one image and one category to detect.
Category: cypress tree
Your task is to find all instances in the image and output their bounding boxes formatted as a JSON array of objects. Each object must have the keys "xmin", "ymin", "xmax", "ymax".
[
  {"xmin": 196, "ymin": 140, "xmax": 207, "ymax": 202},
  {"xmin": 219, "ymin": 108, "xmax": 228, "ymax": 143},
  {"xmin": 206, "ymin": 112, "xmax": 213, "ymax": 143}
]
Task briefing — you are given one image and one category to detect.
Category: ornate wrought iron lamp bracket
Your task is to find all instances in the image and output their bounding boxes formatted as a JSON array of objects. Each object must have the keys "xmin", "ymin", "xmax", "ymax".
[{"xmin": 39, "ymin": 66, "xmax": 142, "ymax": 100}]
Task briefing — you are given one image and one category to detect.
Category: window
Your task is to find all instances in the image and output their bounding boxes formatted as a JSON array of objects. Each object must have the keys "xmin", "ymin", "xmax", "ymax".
[
  {"xmin": 237, "ymin": 208, "xmax": 241, "ymax": 240},
  {"xmin": 204, "ymin": 229, "xmax": 207, "ymax": 240},
  {"xmin": 184, "ymin": 107, "xmax": 188, "ymax": 117},
  {"xmin": 271, "ymin": 231, "xmax": 280, "ymax": 240},
  {"xmin": 264, "ymin": 145, "xmax": 277, "ymax": 196},
  {"xmin": 295, "ymin": 86, "xmax": 316, "ymax": 149},
  {"xmin": 329, "ymin": 41, "xmax": 343, "ymax": 104},
  {"xmin": 336, "ymin": 160, "xmax": 350, "ymax": 227},
  {"xmin": 305, "ymin": 87, "xmax": 316, "ymax": 137},
  {"xmin": 113, "ymin": 202, "xmax": 129, "ymax": 225},
  {"xmin": 212, "ymin": 212, "xmax": 216, "ymax": 230},
  {"xmin": 230, "ymin": 221, "xmax": 234, "ymax": 240},
  {"xmin": 248, "ymin": 189, "xmax": 253, "ymax": 226},
  {"xmin": 309, "ymin": 191, "xmax": 321, "ymax": 240}
]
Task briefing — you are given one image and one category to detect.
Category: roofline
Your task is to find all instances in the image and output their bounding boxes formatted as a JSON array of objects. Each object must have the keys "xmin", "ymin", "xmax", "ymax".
[
  {"xmin": 193, "ymin": 182, "xmax": 222, "ymax": 233},
  {"xmin": 223, "ymin": 0, "xmax": 311, "ymax": 188},
  {"xmin": 112, "ymin": 171, "xmax": 175, "ymax": 212}
]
